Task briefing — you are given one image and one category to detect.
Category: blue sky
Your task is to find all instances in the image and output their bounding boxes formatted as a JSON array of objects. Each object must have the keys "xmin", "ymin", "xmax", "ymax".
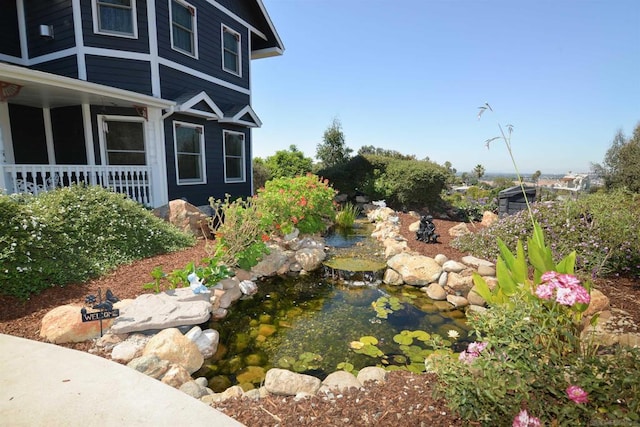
[{"xmin": 252, "ymin": 0, "xmax": 640, "ymax": 175}]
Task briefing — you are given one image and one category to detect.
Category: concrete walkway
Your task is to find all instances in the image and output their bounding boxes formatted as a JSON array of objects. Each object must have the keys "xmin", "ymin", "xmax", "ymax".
[{"xmin": 0, "ymin": 334, "xmax": 244, "ymax": 427}]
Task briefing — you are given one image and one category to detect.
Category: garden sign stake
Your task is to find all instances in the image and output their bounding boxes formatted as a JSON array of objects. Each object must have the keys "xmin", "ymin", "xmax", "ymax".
[{"xmin": 80, "ymin": 288, "xmax": 120, "ymax": 336}]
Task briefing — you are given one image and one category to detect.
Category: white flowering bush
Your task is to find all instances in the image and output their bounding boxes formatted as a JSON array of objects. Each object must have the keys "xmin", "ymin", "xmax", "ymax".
[{"xmin": 0, "ymin": 185, "xmax": 194, "ymax": 299}]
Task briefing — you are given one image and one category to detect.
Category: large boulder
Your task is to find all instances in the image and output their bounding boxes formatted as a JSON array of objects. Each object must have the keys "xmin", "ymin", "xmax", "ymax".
[
  {"xmin": 40, "ymin": 304, "xmax": 117, "ymax": 344},
  {"xmin": 251, "ymin": 245, "xmax": 291, "ymax": 277},
  {"xmin": 448, "ymin": 223, "xmax": 471, "ymax": 237},
  {"xmin": 152, "ymin": 199, "xmax": 209, "ymax": 237},
  {"xmin": 110, "ymin": 288, "xmax": 211, "ymax": 334},
  {"xmin": 294, "ymin": 247, "xmax": 327, "ymax": 272},
  {"xmin": 142, "ymin": 328, "xmax": 204, "ymax": 374},
  {"xmin": 387, "ymin": 253, "xmax": 442, "ymax": 286}
]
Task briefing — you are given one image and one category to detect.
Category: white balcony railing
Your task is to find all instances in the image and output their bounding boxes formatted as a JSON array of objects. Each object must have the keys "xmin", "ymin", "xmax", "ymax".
[{"xmin": 2, "ymin": 164, "xmax": 153, "ymax": 206}]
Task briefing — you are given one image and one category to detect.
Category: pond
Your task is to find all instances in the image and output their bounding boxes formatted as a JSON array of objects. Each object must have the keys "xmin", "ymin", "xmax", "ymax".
[{"xmin": 197, "ymin": 221, "xmax": 471, "ymax": 392}]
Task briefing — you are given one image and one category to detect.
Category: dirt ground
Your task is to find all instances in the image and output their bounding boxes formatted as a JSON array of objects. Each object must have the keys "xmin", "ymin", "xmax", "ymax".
[{"xmin": 1, "ymin": 214, "xmax": 638, "ymax": 426}]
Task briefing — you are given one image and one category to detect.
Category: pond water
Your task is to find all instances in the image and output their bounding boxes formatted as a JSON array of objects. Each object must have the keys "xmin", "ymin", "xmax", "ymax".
[{"xmin": 198, "ymin": 221, "xmax": 471, "ymax": 392}]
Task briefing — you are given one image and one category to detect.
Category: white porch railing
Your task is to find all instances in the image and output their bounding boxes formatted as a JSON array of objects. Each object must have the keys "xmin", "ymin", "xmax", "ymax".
[{"xmin": 2, "ymin": 164, "xmax": 153, "ymax": 206}]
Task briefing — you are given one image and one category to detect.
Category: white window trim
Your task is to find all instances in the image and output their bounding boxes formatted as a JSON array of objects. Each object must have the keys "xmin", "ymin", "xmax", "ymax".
[
  {"xmin": 169, "ymin": 0, "xmax": 198, "ymax": 59},
  {"xmin": 92, "ymin": 0, "xmax": 139, "ymax": 39},
  {"xmin": 173, "ymin": 121, "xmax": 206, "ymax": 185},
  {"xmin": 223, "ymin": 130, "xmax": 246, "ymax": 183},
  {"xmin": 221, "ymin": 24, "xmax": 242, "ymax": 77},
  {"xmin": 97, "ymin": 115, "xmax": 147, "ymax": 166}
]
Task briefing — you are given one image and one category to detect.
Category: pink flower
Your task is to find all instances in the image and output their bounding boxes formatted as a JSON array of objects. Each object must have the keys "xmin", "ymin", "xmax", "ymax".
[
  {"xmin": 512, "ymin": 409, "xmax": 541, "ymax": 427},
  {"xmin": 467, "ymin": 341, "xmax": 488, "ymax": 354},
  {"xmin": 458, "ymin": 341, "xmax": 488, "ymax": 364},
  {"xmin": 534, "ymin": 283, "xmax": 554, "ymax": 300},
  {"xmin": 555, "ymin": 286, "xmax": 577, "ymax": 306},
  {"xmin": 566, "ymin": 385, "xmax": 589, "ymax": 404}
]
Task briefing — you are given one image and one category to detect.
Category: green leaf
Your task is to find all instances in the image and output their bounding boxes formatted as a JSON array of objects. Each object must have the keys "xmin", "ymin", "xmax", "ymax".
[
  {"xmin": 472, "ymin": 273, "xmax": 495, "ymax": 303},
  {"xmin": 555, "ymin": 251, "xmax": 576, "ymax": 275},
  {"xmin": 495, "ymin": 257, "xmax": 518, "ymax": 296}
]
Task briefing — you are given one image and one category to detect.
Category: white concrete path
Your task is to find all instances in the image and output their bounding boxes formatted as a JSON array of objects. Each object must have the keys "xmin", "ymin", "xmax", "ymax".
[{"xmin": 0, "ymin": 334, "xmax": 244, "ymax": 427}]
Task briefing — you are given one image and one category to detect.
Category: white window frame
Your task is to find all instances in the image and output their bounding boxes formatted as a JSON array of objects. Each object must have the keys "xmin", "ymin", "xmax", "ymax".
[
  {"xmin": 170, "ymin": 0, "xmax": 198, "ymax": 59},
  {"xmin": 92, "ymin": 0, "xmax": 138, "ymax": 39},
  {"xmin": 221, "ymin": 25, "xmax": 242, "ymax": 77},
  {"xmin": 173, "ymin": 121, "xmax": 206, "ymax": 185},
  {"xmin": 223, "ymin": 130, "xmax": 246, "ymax": 183},
  {"xmin": 97, "ymin": 115, "xmax": 147, "ymax": 166}
]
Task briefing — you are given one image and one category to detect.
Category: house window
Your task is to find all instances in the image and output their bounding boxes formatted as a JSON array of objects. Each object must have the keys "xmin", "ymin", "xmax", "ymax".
[
  {"xmin": 100, "ymin": 118, "xmax": 146, "ymax": 165},
  {"xmin": 171, "ymin": 0, "xmax": 197, "ymax": 57},
  {"xmin": 93, "ymin": 0, "xmax": 138, "ymax": 38},
  {"xmin": 223, "ymin": 130, "xmax": 245, "ymax": 182},
  {"xmin": 222, "ymin": 26, "xmax": 241, "ymax": 76},
  {"xmin": 174, "ymin": 122, "xmax": 205, "ymax": 185}
]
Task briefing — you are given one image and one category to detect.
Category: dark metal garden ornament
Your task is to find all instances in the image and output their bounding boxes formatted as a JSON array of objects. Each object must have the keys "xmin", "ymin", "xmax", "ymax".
[
  {"xmin": 80, "ymin": 288, "xmax": 120, "ymax": 336},
  {"xmin": 416, "ymin": 215, "xmax": 439, "ymax": 244}
]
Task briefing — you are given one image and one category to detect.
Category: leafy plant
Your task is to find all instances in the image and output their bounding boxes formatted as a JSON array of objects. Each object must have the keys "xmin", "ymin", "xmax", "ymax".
[
  {"xmin": 334, "ymin": 202, "xmax": 360, "ymax": 228},
  {"xmin": 209, "ymin": 195, "xmax": 270, "ymax": 270}
]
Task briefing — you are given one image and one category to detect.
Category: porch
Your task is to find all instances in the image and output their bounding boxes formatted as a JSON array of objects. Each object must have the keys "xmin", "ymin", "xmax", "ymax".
[{"xmin": 2, "ymin": 164, "xmax": 153, "ymax": 206}]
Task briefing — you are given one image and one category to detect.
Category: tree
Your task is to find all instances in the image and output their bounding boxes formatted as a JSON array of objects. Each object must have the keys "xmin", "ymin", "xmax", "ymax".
[
  {"xmin": 252, "ymin": 157, "xmax": 272, "ymax": 190},
  {"xmin": 592, "ymin": 123, "xmax": 640, "ymax": 192},
  {"xmin": 316, "ymin": 118, "xmax": 352, "ymax": 167},
  {"xmin": 531, "ymin": 170, "xmax": 542, "ymax": 185},
  {"xmin": 473, "ymin": 164, "xmax": 486, "ymax": 180},
  {"xmin": 358, "ymin": 145, "xmax": 416, "ymax": 160},
  {"xmin": 264, "ymin": 145, "xmax": 313, "ymax": 179}
]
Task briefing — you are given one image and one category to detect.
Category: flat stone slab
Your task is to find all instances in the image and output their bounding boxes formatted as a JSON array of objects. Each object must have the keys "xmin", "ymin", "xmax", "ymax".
[{"xmin": 110, "ymin": 288, "xmax": 212, "ymax": 334}]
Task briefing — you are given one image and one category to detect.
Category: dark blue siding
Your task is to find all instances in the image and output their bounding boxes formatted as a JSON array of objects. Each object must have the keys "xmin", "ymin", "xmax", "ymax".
[
  {"xmin": 165, "ymin": 114, "xmax": 251, "ymax": 206},
  {"xmin": 0, "ymin": 0, "xmax": 21, "ymax": 57},
  {"xmin": 85, "ymin": 56, "xmax": 152, "ymax": 95},
  {"xmin": 80, "ymin": 0, "xmax": 150, "ymax": 53},
  {"xmin": 159, "ymin": 64, "xmax": 249, "ymax": 107},
  {"xmin": 51, "ymin": 106, "xmax": 86, "ymax": 164},
  {"xmin": 25, "ymin": 0, "xmax": 75, "ymax": 58},
  {"xmin": 155, "ymin": 0, "xmax": 250, "ymax": 90},
  {"xmin": 31, "ymin": 56, "xmax": 78, "ymax": 79},
  {"xmin": 215, "ymin": 0, "xmax": 276, "ymax": 52}
]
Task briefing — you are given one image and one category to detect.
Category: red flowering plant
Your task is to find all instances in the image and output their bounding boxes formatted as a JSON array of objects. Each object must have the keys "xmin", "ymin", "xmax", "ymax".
[{"xmin": 254, "ymin": 174, "xmax": 337, "ymax": 236}]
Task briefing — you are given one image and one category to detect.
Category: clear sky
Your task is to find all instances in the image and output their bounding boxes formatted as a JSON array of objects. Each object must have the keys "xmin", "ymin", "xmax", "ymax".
[{"xmin": 251, "ymin": 0, "xmax": 640, "ymax": 175}]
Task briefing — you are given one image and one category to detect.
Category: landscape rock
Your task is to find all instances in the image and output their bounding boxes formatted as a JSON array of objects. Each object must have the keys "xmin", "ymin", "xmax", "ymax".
[
  {"xmin": 383, "ymin": 268, "xmax": 403, "ymax": 285},
  {"xmin": 179, "ymin": 380, "xmax": 210, "ymax": 399},
  {"xmin": 127, "ymin": 354, "xmax": 170, "ymax": 379},
  {"xmin": 294, "ymin": 247, "xmax": 327, "ymax": 272},
  {"xmin": 40, "ymin": 304, "xmax": 116, "ymax": 344},
  {"xmin": 185, "ymin": 326, "xmax": 219, "ymax": 359},
  {"xmin": 251, "ymin": 245, "xmax": 290, "ymax": 277},
  {"xmin": 583, "ymin": 288, "xmax": 610, "ymax": 317},
  {"xmin": 387, "ymin": 253, "xmax": 442, "ymax": 286},
  {"xmin": 320, "ymin": 371, "xmax": 362, "ymax": 393},
  {"xmin": 434, "ymin": 254, "xmax": 448, "ymax": 265},
  {"xmin": 477, "ymin": 264, "xmax": 496, "ymax": 276},
  {"xmin": 356, "ymin": 366, "xmax": 387, "ymax": 384},
  {"xmin": 367, "ymin": 207, "xmax": 396, "ymax": 223},
  {"xmin": 238, "ymin": 280, "xmax": 258, "ymax": 296},
  {"xmin": 447, "ymin": 294, "xmax": 469, "ymax": 308},
  {"xmin": 446, "ymin": 272, "xmax": 475, "ymax": 294},
  {"xmin": 264, "ymin": 368, "xmax": 322, "ymax": 396},
  {"xmin": 461, "ymin": 256, "xmax": 495, "ymax": 270},
  {"xmin": 481, "ymin": 211, "xmax": 499, "ymax": 227},
  {"xmin": 438, "ymin": 271, "xmax": 448, "ymax": 287},
  {"xmin": 383, "ymin": 239, "xmax": 407, "ymax": 258},
  {"xmin": 110, "ymin": 288, "xmax": 211, "ymax": 334},
  {"xmin": 143, "ymin": 328, "xmax": 204, "ymax": 374},
  {"xmin": 201, "ymin": 386, "xmax": 245, "ymax": 404},
  {"xmin": 217, "ymin": 280, "xmax": 243, "ymax": 309},
  {"xmin": 111, "ymin": 333, "xmax": 149, "ymax": 363},
  {"xmin": 424, "ymin": 283, "xmax": 447, "ymax": 300},
  {"xmin": 442, "ymin": 260, "xmax": 466, "ymax": 273},
  {"xmin": 160, "ymin": 363, "xmax": 193, "ymax": 388},
  {"xmin": 152, "ymin": 199, "xmax": 209, "ymax": 237},
  {"xmin": 448, "ymin": 223, "xmax": 471, "ymax": 237},
  {"xmin": 466, "ymin": 289, "xmax": 487, "ymax": 307}
]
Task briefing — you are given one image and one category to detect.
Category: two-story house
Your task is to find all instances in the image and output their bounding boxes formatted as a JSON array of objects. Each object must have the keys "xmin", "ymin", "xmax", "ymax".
[{"xmin": 0, "ymin": 0, "xmax": 283, "ymax": 208}]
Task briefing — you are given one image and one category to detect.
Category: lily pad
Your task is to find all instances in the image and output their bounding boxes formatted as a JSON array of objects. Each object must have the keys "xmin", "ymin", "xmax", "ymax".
[{"xmin": 360, "ymin": 336, "xmax": 379, "ymax": 345}]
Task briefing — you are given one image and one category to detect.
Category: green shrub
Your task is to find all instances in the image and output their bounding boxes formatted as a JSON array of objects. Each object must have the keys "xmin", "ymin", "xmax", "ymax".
[
  {"xmin": 452, "ymin": 190, "xmax": 640, "ymax": 277},
  {"xmin": 443, "ymin": 186, "xmax": 498, "ymax": 221},
  {"xmin": 254, "ymin": 174, "xmax": 337, "ymax": 235},
  {"xmin": 0, "ymin": 185, "xmax": 194, "ymax": 299}
]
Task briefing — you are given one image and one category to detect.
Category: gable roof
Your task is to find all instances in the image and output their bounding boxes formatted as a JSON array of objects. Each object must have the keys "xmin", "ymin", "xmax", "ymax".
[
  {"xmin": 220, "ymin": 104, "xmax": 262, "ymax": 127},
  {"xmin": 251, "ymin": 0, "xmax": 285, "ymax": 59},
  {"xmin": 174, "ymin": 91, "xmax": 224, "ymax": 119}
]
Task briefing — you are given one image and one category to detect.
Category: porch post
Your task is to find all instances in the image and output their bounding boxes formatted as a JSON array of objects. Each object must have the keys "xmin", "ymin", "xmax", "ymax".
[
  {"xmin": 0, "ymin": 102, "xmax": 15, "ymax": 193},
  {"xmin": 146, "ymin": 107, "xmax": 168, "ymax": 207}
]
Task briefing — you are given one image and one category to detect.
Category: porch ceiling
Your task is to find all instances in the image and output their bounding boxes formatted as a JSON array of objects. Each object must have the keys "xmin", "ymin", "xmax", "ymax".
[{"xmin": 0, "ymin": 63, "xmax": 174, "ymax": 110}]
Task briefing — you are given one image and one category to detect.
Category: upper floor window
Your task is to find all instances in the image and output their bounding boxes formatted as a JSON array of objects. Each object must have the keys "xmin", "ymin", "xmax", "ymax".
[
  {"xmin": 222, "ymin": 25, "xmax": 241, "ymax": 76},
  {"xmin": 93, "ymin": 0, "xmax": 138, "ymax": 38},
  {"xmin": 170, "ymin": 0, "xmax": 198, "ymax": 58},
  {"xmin": 174, "ymin": 121, "xmax": 205, "ymax": 185},
  {"xmin": 223, "ymin": 130, "xmax": 245, "ymax": 182}
]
